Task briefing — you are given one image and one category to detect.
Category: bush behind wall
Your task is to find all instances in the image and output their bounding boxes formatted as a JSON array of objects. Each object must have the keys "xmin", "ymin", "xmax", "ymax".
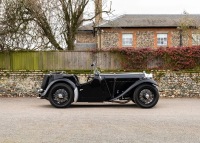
[{"xmin": 109, "ymin": 46, "xmax": 200, "ymax": 71}]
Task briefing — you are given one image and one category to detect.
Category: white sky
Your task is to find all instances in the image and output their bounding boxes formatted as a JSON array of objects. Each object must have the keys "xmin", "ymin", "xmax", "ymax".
[{"xmin": 110, "ymin": 0, "xmax": 200, "ymax": 15}]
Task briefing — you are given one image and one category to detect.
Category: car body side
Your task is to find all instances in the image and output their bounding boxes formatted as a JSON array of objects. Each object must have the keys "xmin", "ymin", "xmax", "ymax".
[{"xmin": 38, "ymin": 72, "xmax": 158, "ymax": 103}]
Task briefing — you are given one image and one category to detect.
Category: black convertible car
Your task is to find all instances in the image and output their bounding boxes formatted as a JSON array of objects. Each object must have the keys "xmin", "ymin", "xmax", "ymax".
[{"xmin": 38, "ymin": 65, "xmax": 159, "ymax": 108}]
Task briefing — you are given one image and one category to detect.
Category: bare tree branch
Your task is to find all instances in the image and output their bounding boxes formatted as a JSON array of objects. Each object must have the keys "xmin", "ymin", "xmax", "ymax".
[{"xmin": 0, "ymin": 0, "xmax": 112, "ymax": 51}]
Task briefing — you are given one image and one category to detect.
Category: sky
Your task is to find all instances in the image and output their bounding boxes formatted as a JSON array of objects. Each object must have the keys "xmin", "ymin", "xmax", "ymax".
[{"xmin": 110, "ymin": 0, "xmax": 200, "ymax": 15}]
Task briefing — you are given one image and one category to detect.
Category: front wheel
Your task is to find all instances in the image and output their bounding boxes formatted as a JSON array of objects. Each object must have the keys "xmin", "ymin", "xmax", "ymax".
[
  {"xmin": 133, "ymin": 84, "xmax": 159, "ymax": 108},
  {"xmin": 48, "ymin": 83, "xmax": 74, "ymax": 108}
]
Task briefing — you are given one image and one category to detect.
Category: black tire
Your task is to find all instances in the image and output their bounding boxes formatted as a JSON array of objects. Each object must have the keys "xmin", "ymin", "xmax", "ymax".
[
  {"xmin": 48, "ymin": 83, "xmax": 74, "ymax": 108},
  {"xmin": 131, "ymin": 99, "xmax": 135, "ymax": 103},
  {"xmin": 133, "ymin": 84, "xmax": 159, "ymax": 108}
]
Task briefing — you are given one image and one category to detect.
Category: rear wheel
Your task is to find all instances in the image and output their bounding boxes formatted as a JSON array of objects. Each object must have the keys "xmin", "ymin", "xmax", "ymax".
[
  {"xmin": 49, "ymin": 83, "xmax": 74, "ymax": 108},
  {"xmin": 133, "ymin": 84, "xmax": 159, "ymax": 108}
]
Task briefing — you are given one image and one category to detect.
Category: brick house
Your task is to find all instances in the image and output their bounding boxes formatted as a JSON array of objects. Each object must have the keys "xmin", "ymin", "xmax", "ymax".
[
  {"xmin": 77, "ymin": 14, "xmax": 200, "ymax": 49},
  {"xmin": 76, "ymin": 23, "xmax": 97, "ymax": 50}
]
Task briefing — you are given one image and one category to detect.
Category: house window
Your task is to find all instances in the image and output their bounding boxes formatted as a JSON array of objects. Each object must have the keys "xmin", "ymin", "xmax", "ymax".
[
  {"xmin": 122, "ymin": 34, "xmax": 133, "ymax": 47},
  {"xmin": 157, "ymin": 34, "xmax": 168, "ymax": 46},
  {"xmin": 192, "ymin": 34, "xmax": 200, "ymax": 45}
]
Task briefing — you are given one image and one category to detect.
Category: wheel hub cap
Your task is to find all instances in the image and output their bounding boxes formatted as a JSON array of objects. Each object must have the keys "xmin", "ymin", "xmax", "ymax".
[
  {"xmin": 139, "ymin": 89, "xmax": 154, "ymax": 104},
  {"xmin": 58, "ymin": 93, "xmax": 64, "ymax": 99},
  {"xmin": 53, "ymin": 89, "xmax": 69, "ymax": 104},
  {"xmin": 145, "ymin": 93, "xmax": 150, "ymax": 99}
]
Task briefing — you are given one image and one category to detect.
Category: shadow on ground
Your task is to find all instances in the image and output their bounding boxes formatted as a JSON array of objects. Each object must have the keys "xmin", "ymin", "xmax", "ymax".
[{"xmin": 39, "ymin": 103, "xmax": 139, "ymax": 109}]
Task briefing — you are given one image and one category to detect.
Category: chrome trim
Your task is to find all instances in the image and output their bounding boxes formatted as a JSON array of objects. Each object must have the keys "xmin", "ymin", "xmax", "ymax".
[
  {"xmin": 74, "ymin": 87, "xmax": 79, "ymax": 102},
  {"xmin": 38, "ymin": 89, "xmax": 44, "ymax": 93},
  {"xmin": 100, "ymin": 73, "xmax": 144, "ymax": 76},
  {"xmin": 144, "ymin": 73, "xmax": 153, "ymax": 79}
]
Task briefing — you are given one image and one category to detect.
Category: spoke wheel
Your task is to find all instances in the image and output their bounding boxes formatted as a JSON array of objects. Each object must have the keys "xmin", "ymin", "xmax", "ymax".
[
  {"xmin": 133, "ymin": 84, "xmax": 159, "ymax": 108},
  {"xmin": 49, "ymin": 83, "xmax": 74, "ymax": 108}
]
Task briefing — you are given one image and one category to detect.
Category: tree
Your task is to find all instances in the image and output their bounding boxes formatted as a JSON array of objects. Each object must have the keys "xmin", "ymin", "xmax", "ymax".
[
  {"xmin": 0, "ymin": 0, "xmax": 31, "ymax": 50},
  {"xmin": 177, "ymin": 12, "xmax": 200, "ymax": 47},
  {"xmin": 0, "ymin": 0, "xmax": 112, "ymax": 50},
  {"xmin": 0, "ymin": 0, "xmax": 50, "ymax": 50}
]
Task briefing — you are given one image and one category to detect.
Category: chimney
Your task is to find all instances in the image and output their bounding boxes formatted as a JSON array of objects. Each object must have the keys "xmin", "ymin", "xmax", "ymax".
[{"xmin": 95, "ymin": 0, "xmax": 102, "ymax": 26}]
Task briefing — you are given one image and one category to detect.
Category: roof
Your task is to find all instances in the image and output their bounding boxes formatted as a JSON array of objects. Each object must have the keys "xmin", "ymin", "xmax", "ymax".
[
  {"xmin": 97, "ymin": 14, "xmax": 200, "ymax": 28},
  {"xmin": 78, "ymin": 23, "xmax": 94, "ymax": 31},
  {"xmin": 78, "ymin": 20, "xmax": 107, "ymax": 31}
]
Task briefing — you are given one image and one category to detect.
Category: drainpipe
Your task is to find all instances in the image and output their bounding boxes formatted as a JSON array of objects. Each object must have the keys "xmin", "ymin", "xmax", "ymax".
[
  {"xmin": 99, "ymin": 28, "xmax": 102, "ymax": 50},
  {"xmin": 180, "ymin": 29, "xmax": 183, "ymax": 47},
  {"xmin": 93, "ymin": 27, "xmax": 101, "ymax": 49}
]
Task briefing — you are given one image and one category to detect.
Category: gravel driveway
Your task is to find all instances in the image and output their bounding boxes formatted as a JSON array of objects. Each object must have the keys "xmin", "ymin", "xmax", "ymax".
[{"xmin": 0, "ymin": 98, "xmax": 200, "ymax": 143}]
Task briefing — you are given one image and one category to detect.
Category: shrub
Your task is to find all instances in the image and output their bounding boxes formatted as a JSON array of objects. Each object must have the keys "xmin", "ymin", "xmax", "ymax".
[{"xmin": 109, "ymin": 46, "xmax": 200, "ymax": 71}]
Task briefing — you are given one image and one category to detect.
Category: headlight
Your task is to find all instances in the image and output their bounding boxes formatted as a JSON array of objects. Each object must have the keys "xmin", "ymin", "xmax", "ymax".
[
  {"xmin": 38, "ymin": 89, "xmax": 44, "ymax": 93},
  {"xmin": 143, "ymin": 71, "xmax": 153, "ymax": 79}
]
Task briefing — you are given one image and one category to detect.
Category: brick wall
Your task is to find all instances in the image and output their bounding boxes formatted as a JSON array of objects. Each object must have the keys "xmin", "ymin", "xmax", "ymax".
[
  {"xmin": 76, "ymin": 32, "xmax": 96, "ymax": 43},
  {"xmin": 77, "ymin": 27, "xmax": 200, "ymax": 49},
  {"xmin": 96, "ymin": 28, "xmax": 197, "ymax": 49}
]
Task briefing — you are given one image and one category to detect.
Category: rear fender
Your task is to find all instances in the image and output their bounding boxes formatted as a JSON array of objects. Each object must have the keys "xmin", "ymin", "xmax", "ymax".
[
  {"xmin": 109, "ymin": 79, "xmax": 158, "ymax": 101},
  {"xmin": 41, "ymin": 79, "xmax": 79, "ymax": 102}
]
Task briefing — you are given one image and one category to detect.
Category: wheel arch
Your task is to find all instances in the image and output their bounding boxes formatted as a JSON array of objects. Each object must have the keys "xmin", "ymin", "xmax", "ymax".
[
  {"xmin": 109, "ymin": 79, "xmax": 158, "ymax": 101},
  {"xmin": 129, "ymin": 80, "xmax": 158, "ymax": 95},
  {"xmin": 42, "ymin": 79, "xmax": 79, "ymax": 102}
]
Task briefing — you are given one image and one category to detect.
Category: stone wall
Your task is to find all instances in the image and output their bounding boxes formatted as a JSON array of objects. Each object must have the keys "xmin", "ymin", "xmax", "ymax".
[
  {"xmin": 101, "ymin": 32, "xmax": 119, "ymax": 49},
  {"xmin": 0, "ymin": 71, "xmax": 44, "ymax": 97},
  {"xmin": 0, "ymin": 71, "xmax": 90, "ymax": 97},
  {"xmin": 1, "ymin": 71, "xmax": 200, "ymax": 98},
  {"xmin": 76, "ymin": 32, "xmax": 96, "ymax": 43},
  {"xmin": 136, "ymin": 31, "xmax": 154, "ymax": 48},
  {"xmin": 153, "ymin": 71, "xmax": 200, "ymax": 97},
  {"xmin": 171, "ymin": 31, "xmax": 189, "ymax": 47}
]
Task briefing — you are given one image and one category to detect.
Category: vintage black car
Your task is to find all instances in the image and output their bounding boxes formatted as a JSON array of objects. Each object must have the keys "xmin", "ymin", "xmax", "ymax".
[{"xmin": 38, "ymin": 65, "xmax": 159, "ymax": 108}]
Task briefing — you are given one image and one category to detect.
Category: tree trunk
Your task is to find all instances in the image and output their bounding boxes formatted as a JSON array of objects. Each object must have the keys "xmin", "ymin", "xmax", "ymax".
[{"xmin": 67, "ymin": 32, "xmax": 76, "ymax": 50}]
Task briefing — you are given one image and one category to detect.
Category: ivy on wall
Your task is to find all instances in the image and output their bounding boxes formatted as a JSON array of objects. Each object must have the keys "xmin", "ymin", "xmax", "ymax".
[
  {"xmin": 1, "ymin": 47, "xmax": 200, "ymax": 71},
  {"xmin": 109, "ymin": 46, "xmax": 200, "ymax": 71}
]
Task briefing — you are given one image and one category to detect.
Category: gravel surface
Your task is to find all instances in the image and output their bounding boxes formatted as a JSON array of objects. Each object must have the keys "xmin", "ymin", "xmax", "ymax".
[{"xmin": 0, "ymin": 98, "xmax": 200, "ymax": 143}]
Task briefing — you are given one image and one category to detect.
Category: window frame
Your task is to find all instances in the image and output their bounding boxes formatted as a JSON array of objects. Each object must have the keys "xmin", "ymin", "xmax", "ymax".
[
  {"xmin": 122, "ymin": 33, "xmax": 133, "ymax": 47},
  {"xmin": 157, "ymin": 33, "xmax": 168, "ymax": 47},
  {"xmin": 192, "ymin": 34, "xmax": 200, "ymax": 45}
]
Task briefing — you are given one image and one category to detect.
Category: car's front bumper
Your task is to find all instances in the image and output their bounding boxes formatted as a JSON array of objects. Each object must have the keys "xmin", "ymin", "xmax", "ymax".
[{"xmin": 37, "ymin": 89, "xmax": 46, "ymax": 99}]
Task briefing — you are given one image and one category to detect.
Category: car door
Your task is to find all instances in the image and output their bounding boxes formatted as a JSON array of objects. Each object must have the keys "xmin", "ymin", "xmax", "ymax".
[{"xmin": 78, "ymin": 76, "xmax": 110, "ymax": 102}]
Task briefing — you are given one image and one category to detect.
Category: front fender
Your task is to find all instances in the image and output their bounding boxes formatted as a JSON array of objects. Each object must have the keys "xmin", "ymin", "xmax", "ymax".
[
  {"xmin": 109, "ymin": 79, "xmax": 158, "ymax": 101},
  {"xmin": 40, "ymin": 79, "xmax": 79, "ymax": 102},
  {"xmin": 131, "ymin": 79, "xmax": 158, "ymax": 88}
]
